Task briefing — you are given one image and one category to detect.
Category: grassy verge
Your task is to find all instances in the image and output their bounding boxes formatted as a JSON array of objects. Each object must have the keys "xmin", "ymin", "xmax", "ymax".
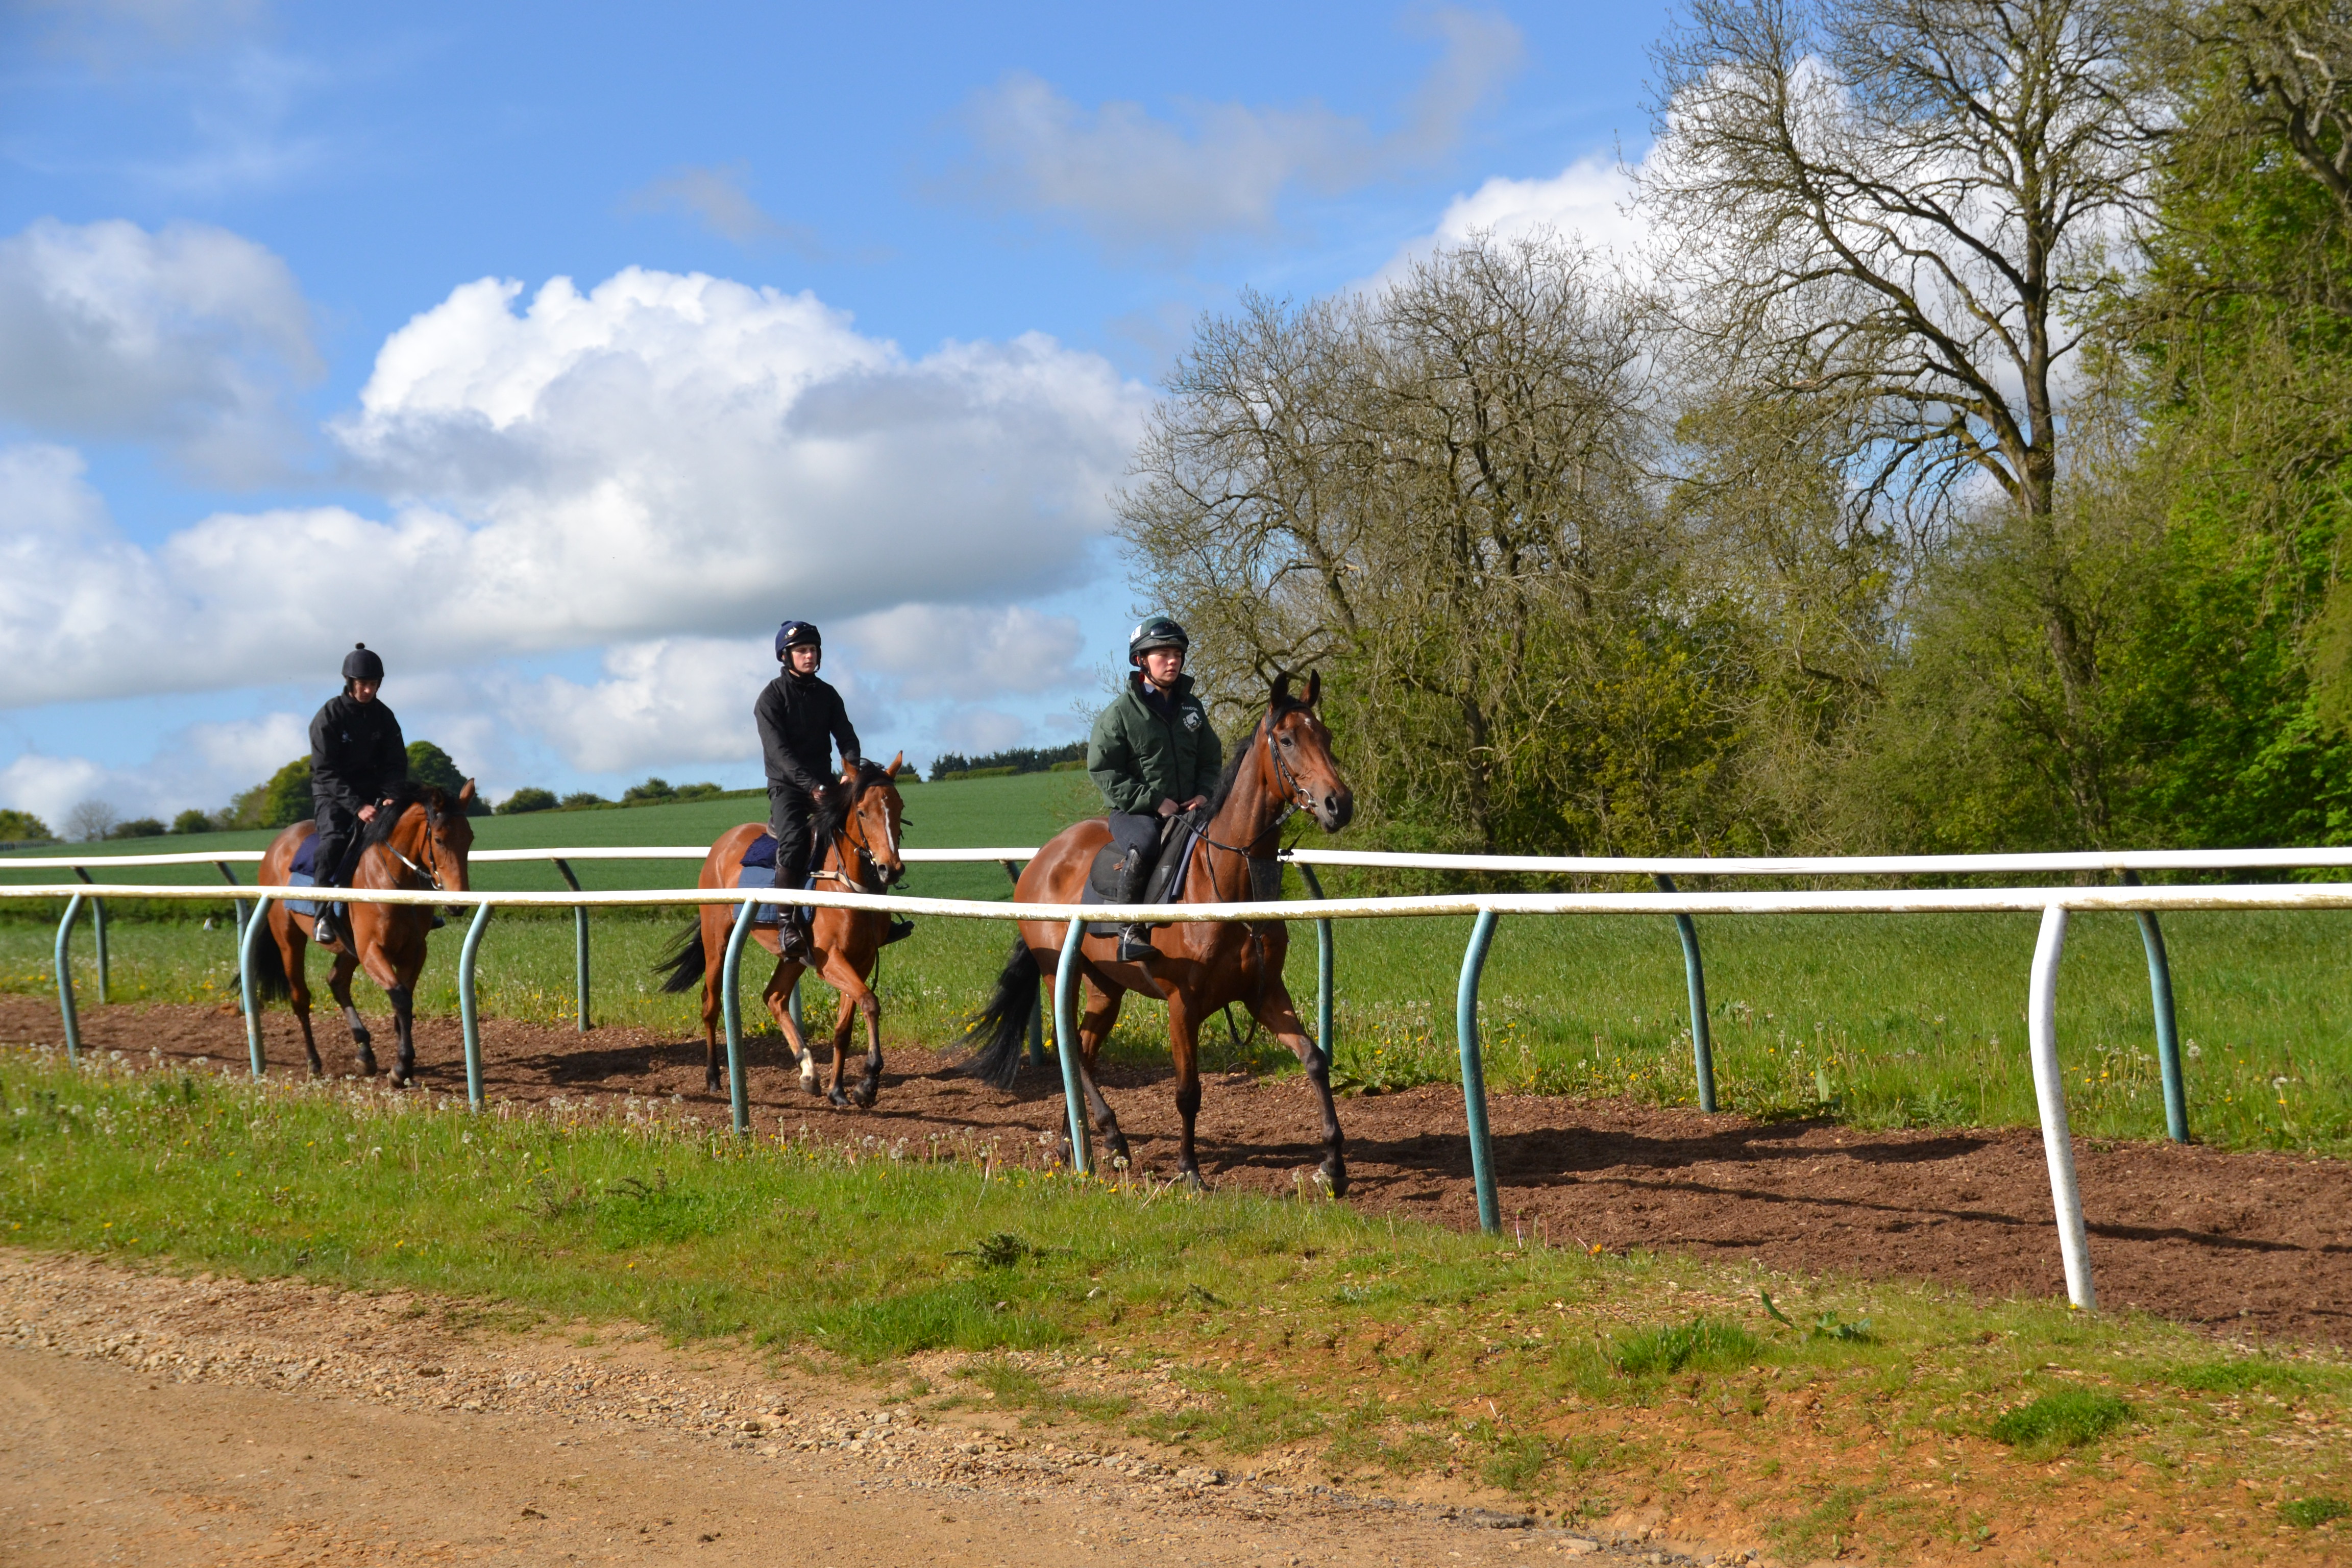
[{"xmin": 7, "ymin": 1044, "xmax": 2350, "ymax": 1559}]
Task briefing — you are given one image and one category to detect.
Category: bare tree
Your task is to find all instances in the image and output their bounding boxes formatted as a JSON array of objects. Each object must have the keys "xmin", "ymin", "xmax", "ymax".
[
  {"xmin": 65, "ymin": 799, "xmax": 119, "ymax": 843},
  {"xmin": 2169, "ymin": 2, "xmax": 2352, "ymax": 220},
  {"xmin": 1121, "ymin": 233, "xmax": 1704, "ymax": 852},
  {"xmin": 1645, "ymin": 0, "xmax": 2150, "ymax": 835}
]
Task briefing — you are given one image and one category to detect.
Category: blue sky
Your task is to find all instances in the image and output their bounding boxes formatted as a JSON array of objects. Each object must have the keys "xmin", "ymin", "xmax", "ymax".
[{"xmin": 0, "ymin": 0, "xmax": 1664, "ymax": 827}]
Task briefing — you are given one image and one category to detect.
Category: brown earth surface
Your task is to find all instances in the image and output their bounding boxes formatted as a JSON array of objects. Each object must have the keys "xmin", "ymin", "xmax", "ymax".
[
  {"xmin": 0, "ymin": 1251, "xmax": 1724, "ymax": 1566},
  {"xmin": 6, "ymin": 994, "xmax": 2352, "ymax": 1344}
]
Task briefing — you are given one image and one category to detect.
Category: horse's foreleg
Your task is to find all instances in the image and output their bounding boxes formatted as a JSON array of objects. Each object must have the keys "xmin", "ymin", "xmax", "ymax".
[
  {"xmin": 327, "ymin": 952, "xmax": 374, "ymax": 1077},
  {"xmin": 1163, "ymin": 993, "xmax": 1205, "ymax": 1188},
  {"xmin": 278, "ymin": 916, "xmax": 319, "ymax": 1079},
  {"xmin": 384, "ymin": 984, "xmax": 416, "ymax": 1086},
  {"xmin": 762, "ymin": 957, "xmax": 817, "ymax": 1097},
  {"xmin": 1252, "ymin": 984, "xmax": 1347, "ymax": 1197},
  {"xmin": 816, "ymin": 949, "xmax": 883, "ymax": 1110},
  {"xmin": 1072, "ymin": 976, "xmax": 1131, "ymax": 1168}
]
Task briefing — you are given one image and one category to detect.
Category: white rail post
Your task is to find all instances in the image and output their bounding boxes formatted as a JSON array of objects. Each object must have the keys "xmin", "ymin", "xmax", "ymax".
[{"xmin": 2028, "ymin": 901, "xmax": 2096, "ymax": 1310}]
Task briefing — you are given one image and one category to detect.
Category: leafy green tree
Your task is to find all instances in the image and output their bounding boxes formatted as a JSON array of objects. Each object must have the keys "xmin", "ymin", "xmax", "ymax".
[
  {"xmin": 260, "ymin": 759, "xmax": 313, "ymax": 828},
  {"xmin": 497, "ymin": 787, "xmax": 558, "ymax": 815},
  {"xmin": 0, "ymin": 808, "xmax": 53, "ymax": 842},
  {"xmin": 405, "ymin": 740, "xmax": 464, "ymax": 794},
  {"xmin": 169, "ymin": 808, "xmax": 215, "ymax": 835}
]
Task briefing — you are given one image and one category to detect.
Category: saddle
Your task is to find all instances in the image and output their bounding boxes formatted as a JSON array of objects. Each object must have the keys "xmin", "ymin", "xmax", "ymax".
[
  {"xmin": 1080, "ymin": 813, "xmax": 1204, "ymax": 938},
  {"xmin": 732, "ymin": 832, "xmax": 811, "ymax": 927},
  {"xmin": 285, "ymin": 834, "xmax": 338, "ymax": 922}
]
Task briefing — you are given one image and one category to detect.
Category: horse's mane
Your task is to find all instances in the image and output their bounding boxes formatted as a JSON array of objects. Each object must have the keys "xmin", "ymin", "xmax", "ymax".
[
  {"xmin": 812, "ymin": 759, "xmax": 900, "ymax": 844},
  {"xmin": 360, "ymin": 780, "xmax": 453, "ymax": 848},
  {"xmin": 1199, "ymin": 685, "xmax": 1312, "ymax": 822}
]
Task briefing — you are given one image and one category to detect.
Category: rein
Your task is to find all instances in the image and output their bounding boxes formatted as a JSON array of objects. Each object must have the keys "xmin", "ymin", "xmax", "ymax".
[{"xmin": 1194, "ymin": 715, "xmax": 1318, "ymax": 876}]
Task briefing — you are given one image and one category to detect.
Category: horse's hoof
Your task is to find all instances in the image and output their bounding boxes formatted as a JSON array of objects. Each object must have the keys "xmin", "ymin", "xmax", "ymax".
[
  {"xmin": 1174, "ymin": 1168, "xmax": 1204, "ymax": 1193},
  {"xmin": 1107, "ymin": 1135, "xmax": 1134, "ymax": 1166},
  {"xmin": 851, "ymin": 1081, "xmax": 878, "ymax": 1110},
  {"xmin": 356, "ymin": 1051, "xmax": 378, "ymax": 1077},
  {"xmin": 826, "ymin": 1085, "xmax": 853, "ymax": 1109},
  {"xmin": 802, "ymin": 1076, "xmax": 823, "ymax": 1098},
  {"xmin": 1316, "ymin": 1163, "xmax": 1348, "ymax": 1199}
]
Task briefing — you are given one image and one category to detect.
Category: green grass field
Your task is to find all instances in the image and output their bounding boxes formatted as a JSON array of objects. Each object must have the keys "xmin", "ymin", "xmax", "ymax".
[
  {"xmin": 5, "ymin": 771, "xmax": 2349, "ymax": 1155},
  {"xmin": 5, "ymin": 1047, "xmax": 2346, "ymax": 1555}
]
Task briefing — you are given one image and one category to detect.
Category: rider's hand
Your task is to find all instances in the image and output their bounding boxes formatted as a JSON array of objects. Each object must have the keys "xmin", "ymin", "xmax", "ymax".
[
  {"xmin": 356, "ymin": 803, "xmax": 378, "ymax": 823},
  {"xmin": 1181, "ymin": 795, "xmax": 1207, "ymax": 812},
  {"xmin": 1156, "ymin": 798, "xmax": 1181, "ymax": 817}
]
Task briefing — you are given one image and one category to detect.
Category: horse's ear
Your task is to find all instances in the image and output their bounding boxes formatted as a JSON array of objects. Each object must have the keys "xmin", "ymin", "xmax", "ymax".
[
  {"xmin": 457, "ymin": 778, "xmax": 477, "ymax": 805},
  {"xmin": 1271, "ymin": 670, "xmax": 1291, "ymax": 709},
  {"xmin": 1305, "ymin": 670, "xmax": 1321, "ymax": 709},
  {"xmin": 886, "ymin": 750, "xmax": 904, "ymax": 779}
]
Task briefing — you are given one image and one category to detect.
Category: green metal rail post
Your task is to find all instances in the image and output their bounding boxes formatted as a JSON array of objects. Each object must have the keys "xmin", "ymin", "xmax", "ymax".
[
  {"xmin": 1052, "ymin": 917, "xmax": 1091, "ymax": 1175},
  {"xmin": 238, "ymin": 895, "xmax": 274, "ymax": 1077},
  {"xmin": 71, "ymin": 868, "xmax": 107, "ymax": 1004},
  {"xmin": 2120, "ymin": 870, "xmax": 2189, "ymax": 1143},
  {"xmin": 720, "ymin": 898, "xmax": 757, "ymax": 1136},
  {"xmin": 552, "ymin": 859, "xmax": 592, "ymax": 1032},
  {"xmin": 457, "ymin": 903, "xmax": 495, "ymax": 1110},
  {"xmin": 1456, "ymin": 909, "xmax": 1502, "ymax": 1235},
  {"xmin": 1652, "ymin": 873, "xmax": 1717, "ymax": 1113},
  {"xmin": 53, "ymin": 892, "xmax": 84, "ymax": 1061}
]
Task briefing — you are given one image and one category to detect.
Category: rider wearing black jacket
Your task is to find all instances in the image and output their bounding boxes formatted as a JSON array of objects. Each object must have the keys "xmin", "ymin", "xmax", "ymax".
[
  {"xmin": 309, "ymin": 643, "xmax": 407, "ymax": 945},
  {"xmin": 755, "ymin": 621, "xmax": 860, "ymax": 958}
]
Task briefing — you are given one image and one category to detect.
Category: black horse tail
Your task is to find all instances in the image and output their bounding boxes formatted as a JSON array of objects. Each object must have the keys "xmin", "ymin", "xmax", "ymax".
[
  {"xmin": 248, "ymin": 920, "xmax": 290, "ymax": 1004},
  {"xmin": 653, "ymin": 920, "xmax": 707, "ymax": 995},
  {"xmin": 957, "ymin": 936, "xmax": 1043, "ymax": 1091}
]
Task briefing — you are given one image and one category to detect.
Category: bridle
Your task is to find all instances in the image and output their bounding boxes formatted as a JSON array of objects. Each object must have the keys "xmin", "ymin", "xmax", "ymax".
[
  {"xmin": 379, "ymin": 802, "xmax": 452, "ymax": 893},
  {"xmin": 1197, "ymin": 710, "xmax": 1321, "ymax": 876},
  {"xmin": 810, "ymin": 783, "xmax": 902, "ymax": 896}
]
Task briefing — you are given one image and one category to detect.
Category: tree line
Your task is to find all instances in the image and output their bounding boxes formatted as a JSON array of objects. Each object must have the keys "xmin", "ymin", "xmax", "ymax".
[{"xmin": 1123, "ymin": 0, "xmax": 2352, "ymax": 856}]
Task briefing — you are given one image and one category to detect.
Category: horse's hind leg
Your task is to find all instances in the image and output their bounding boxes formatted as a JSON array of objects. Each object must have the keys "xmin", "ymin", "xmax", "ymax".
[
  {"xmin": 698, "ymin": 913, "xmax": 728, "ymax": 1095},
  {"xmin": 1162, "ymin": 993, "xmax": 1206, "ymax": 1188},
  {"xmin": 1252, "ymin": 985, "xmax": 1346, "ymax": 1197},
  {"xmin": 1071, "ymin": 977, "xmax": 1132, "ymax": 1168},
  {"xmin": 327, "ymin": 951, "xmax": 376, "ymax": 1077}
]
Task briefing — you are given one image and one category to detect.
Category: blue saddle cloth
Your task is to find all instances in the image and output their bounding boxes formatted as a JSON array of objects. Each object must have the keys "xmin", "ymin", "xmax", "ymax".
[
  {"xmin": 286, "ymin": 834, "xmax": 334, "ymax": 920},
  {"xmin": 733, "ymin": 832, "xmax": 808, "ymax": 926}
]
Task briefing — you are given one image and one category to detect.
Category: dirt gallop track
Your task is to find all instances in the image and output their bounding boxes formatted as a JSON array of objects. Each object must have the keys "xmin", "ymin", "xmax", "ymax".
[{"xmin": 9, "ymin": 996, "xmax": 2352, "ymax": 1344}]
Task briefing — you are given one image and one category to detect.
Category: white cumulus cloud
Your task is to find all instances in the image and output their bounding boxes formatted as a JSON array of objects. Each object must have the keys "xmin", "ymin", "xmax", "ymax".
[
  {"xmin": 838, "ymin": 603, "xmax": 1085, "ymax": 702},
  {"xmin": 1369, "ymin": 149, "xmax": 1648, "ymax": 286},
  {"xmin": 0, "ymin": 217, "xmax": 317, "ymax": 480},
  {"xmin": 0, "ymin": 261, "xmax": 1148, "ymax": 711},
  {"xmin": 518, "ymin": 637, "xmax": 777, "ymax": 775}
]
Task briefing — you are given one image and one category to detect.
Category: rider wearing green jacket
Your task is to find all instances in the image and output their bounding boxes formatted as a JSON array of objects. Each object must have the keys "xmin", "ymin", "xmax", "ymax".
[{"xmin": 1087, "ymin": 615, "xmax": 1222, "ymax": 961}]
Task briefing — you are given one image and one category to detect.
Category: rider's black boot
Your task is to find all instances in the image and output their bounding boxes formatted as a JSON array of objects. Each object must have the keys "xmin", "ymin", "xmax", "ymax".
[
  {"xmin": 1113, "ymin": 849, "xmax": 1156, "ymax": 963},
  {"xmin": 776, "ymin": 909, "xmax": 811, "ymax": 960},
  {"xmin": 881, "ymin": 919, "xmax": 915, "ymax": 947}
]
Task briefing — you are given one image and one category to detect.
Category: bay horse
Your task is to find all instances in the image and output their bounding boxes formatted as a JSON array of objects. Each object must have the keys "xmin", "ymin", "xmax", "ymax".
[
  {"xmin": 249, "ymin": 780, "xmax": 477, "ymax": 1083},
  {"xmin": 654, "ymin": 755, "xmax": 909, "ymax": 1106},
  {"xmin": 959, "ymin": 673, "xmax": 1355, "ymax": 1191}
]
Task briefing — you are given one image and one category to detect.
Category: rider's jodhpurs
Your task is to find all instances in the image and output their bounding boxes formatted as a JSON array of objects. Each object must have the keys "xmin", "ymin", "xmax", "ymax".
[
  {"xmin": 312, "ymin": 803, "xmax": 360, "ymax": 890},
  {"xmin": 768, "ymin": 785, "xmax": 817, "ymax": 906}
]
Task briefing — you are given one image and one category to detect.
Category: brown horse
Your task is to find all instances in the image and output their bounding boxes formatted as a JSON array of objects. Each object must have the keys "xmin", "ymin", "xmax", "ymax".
[
  {"xmin": 654, "ymin": 755, "xmax": 909, "ymax": 1105},
  {"xmin": 250, "ymin": 780, "xmax": 478, "ymax": 1083},
  {"xmin": 959, "ymin": 672, "xmax": 1355, "ymax": 1191}
]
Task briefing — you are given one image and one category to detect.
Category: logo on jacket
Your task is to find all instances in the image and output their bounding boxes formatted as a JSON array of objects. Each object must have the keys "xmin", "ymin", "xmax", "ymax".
[{"xmin": 1182, "ymin": 707, "xmax": 1202, "ymax": 731}]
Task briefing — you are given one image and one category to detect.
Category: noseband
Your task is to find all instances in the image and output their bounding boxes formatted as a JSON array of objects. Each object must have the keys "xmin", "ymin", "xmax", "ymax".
[{"xmin": 811, "ymin": 787, "xmax": 901, "ymax": 896}]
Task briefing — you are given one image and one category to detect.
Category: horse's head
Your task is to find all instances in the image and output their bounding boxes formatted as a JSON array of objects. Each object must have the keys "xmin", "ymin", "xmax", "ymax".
[
  {"xmin": 383, "ymin": 779, "xmax": 477, "ymax": 895},
  {"xmin": 839, "ymin": 753, "xmax": 906, "ymax": 890},
  {"xmin": 1264, "ymin": 671, "xmax": 1353, "ymax": 832}
]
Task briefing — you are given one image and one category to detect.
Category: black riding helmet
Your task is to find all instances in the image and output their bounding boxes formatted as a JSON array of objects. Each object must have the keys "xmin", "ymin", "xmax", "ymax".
[
  {"xmin": 776, "ymin": 620, "xmax": 822, "ymax": 658},
  {"xmin": 341, "ymin": 643, "xmax": 384, "ymax": 683},
  {"xmin": 1128, "ymin": 615, "xmax": 1188, "ymax": 666}
]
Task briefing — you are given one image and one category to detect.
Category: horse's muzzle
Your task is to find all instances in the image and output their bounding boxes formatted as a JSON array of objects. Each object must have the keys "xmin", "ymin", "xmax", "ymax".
[{"xmin": 1317, "ymin": 791, "xmax": 1354, "ymax": 832}]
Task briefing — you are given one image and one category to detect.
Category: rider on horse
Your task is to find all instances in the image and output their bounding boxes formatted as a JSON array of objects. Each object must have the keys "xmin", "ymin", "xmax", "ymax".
[
  {"xmin": 1088, "ymin": 615, "xmax": 1222, "ymax": 962},
  {"xmin": 308, "ymin": 642, "xmax": 407, "ymax": 949},
  {"xmin": 756, "ymin": 620, "xmax": 861, "ymax": 960}
]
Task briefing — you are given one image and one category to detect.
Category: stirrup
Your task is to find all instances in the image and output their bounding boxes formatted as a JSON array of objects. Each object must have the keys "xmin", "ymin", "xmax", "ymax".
[
  {"xmin": 1116, "ymin": 923, "xmax": 1156, "ymax": 963},
  {"xmin": 776, "ymin": 917, "xmax": 810, "ymax": 959}
]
